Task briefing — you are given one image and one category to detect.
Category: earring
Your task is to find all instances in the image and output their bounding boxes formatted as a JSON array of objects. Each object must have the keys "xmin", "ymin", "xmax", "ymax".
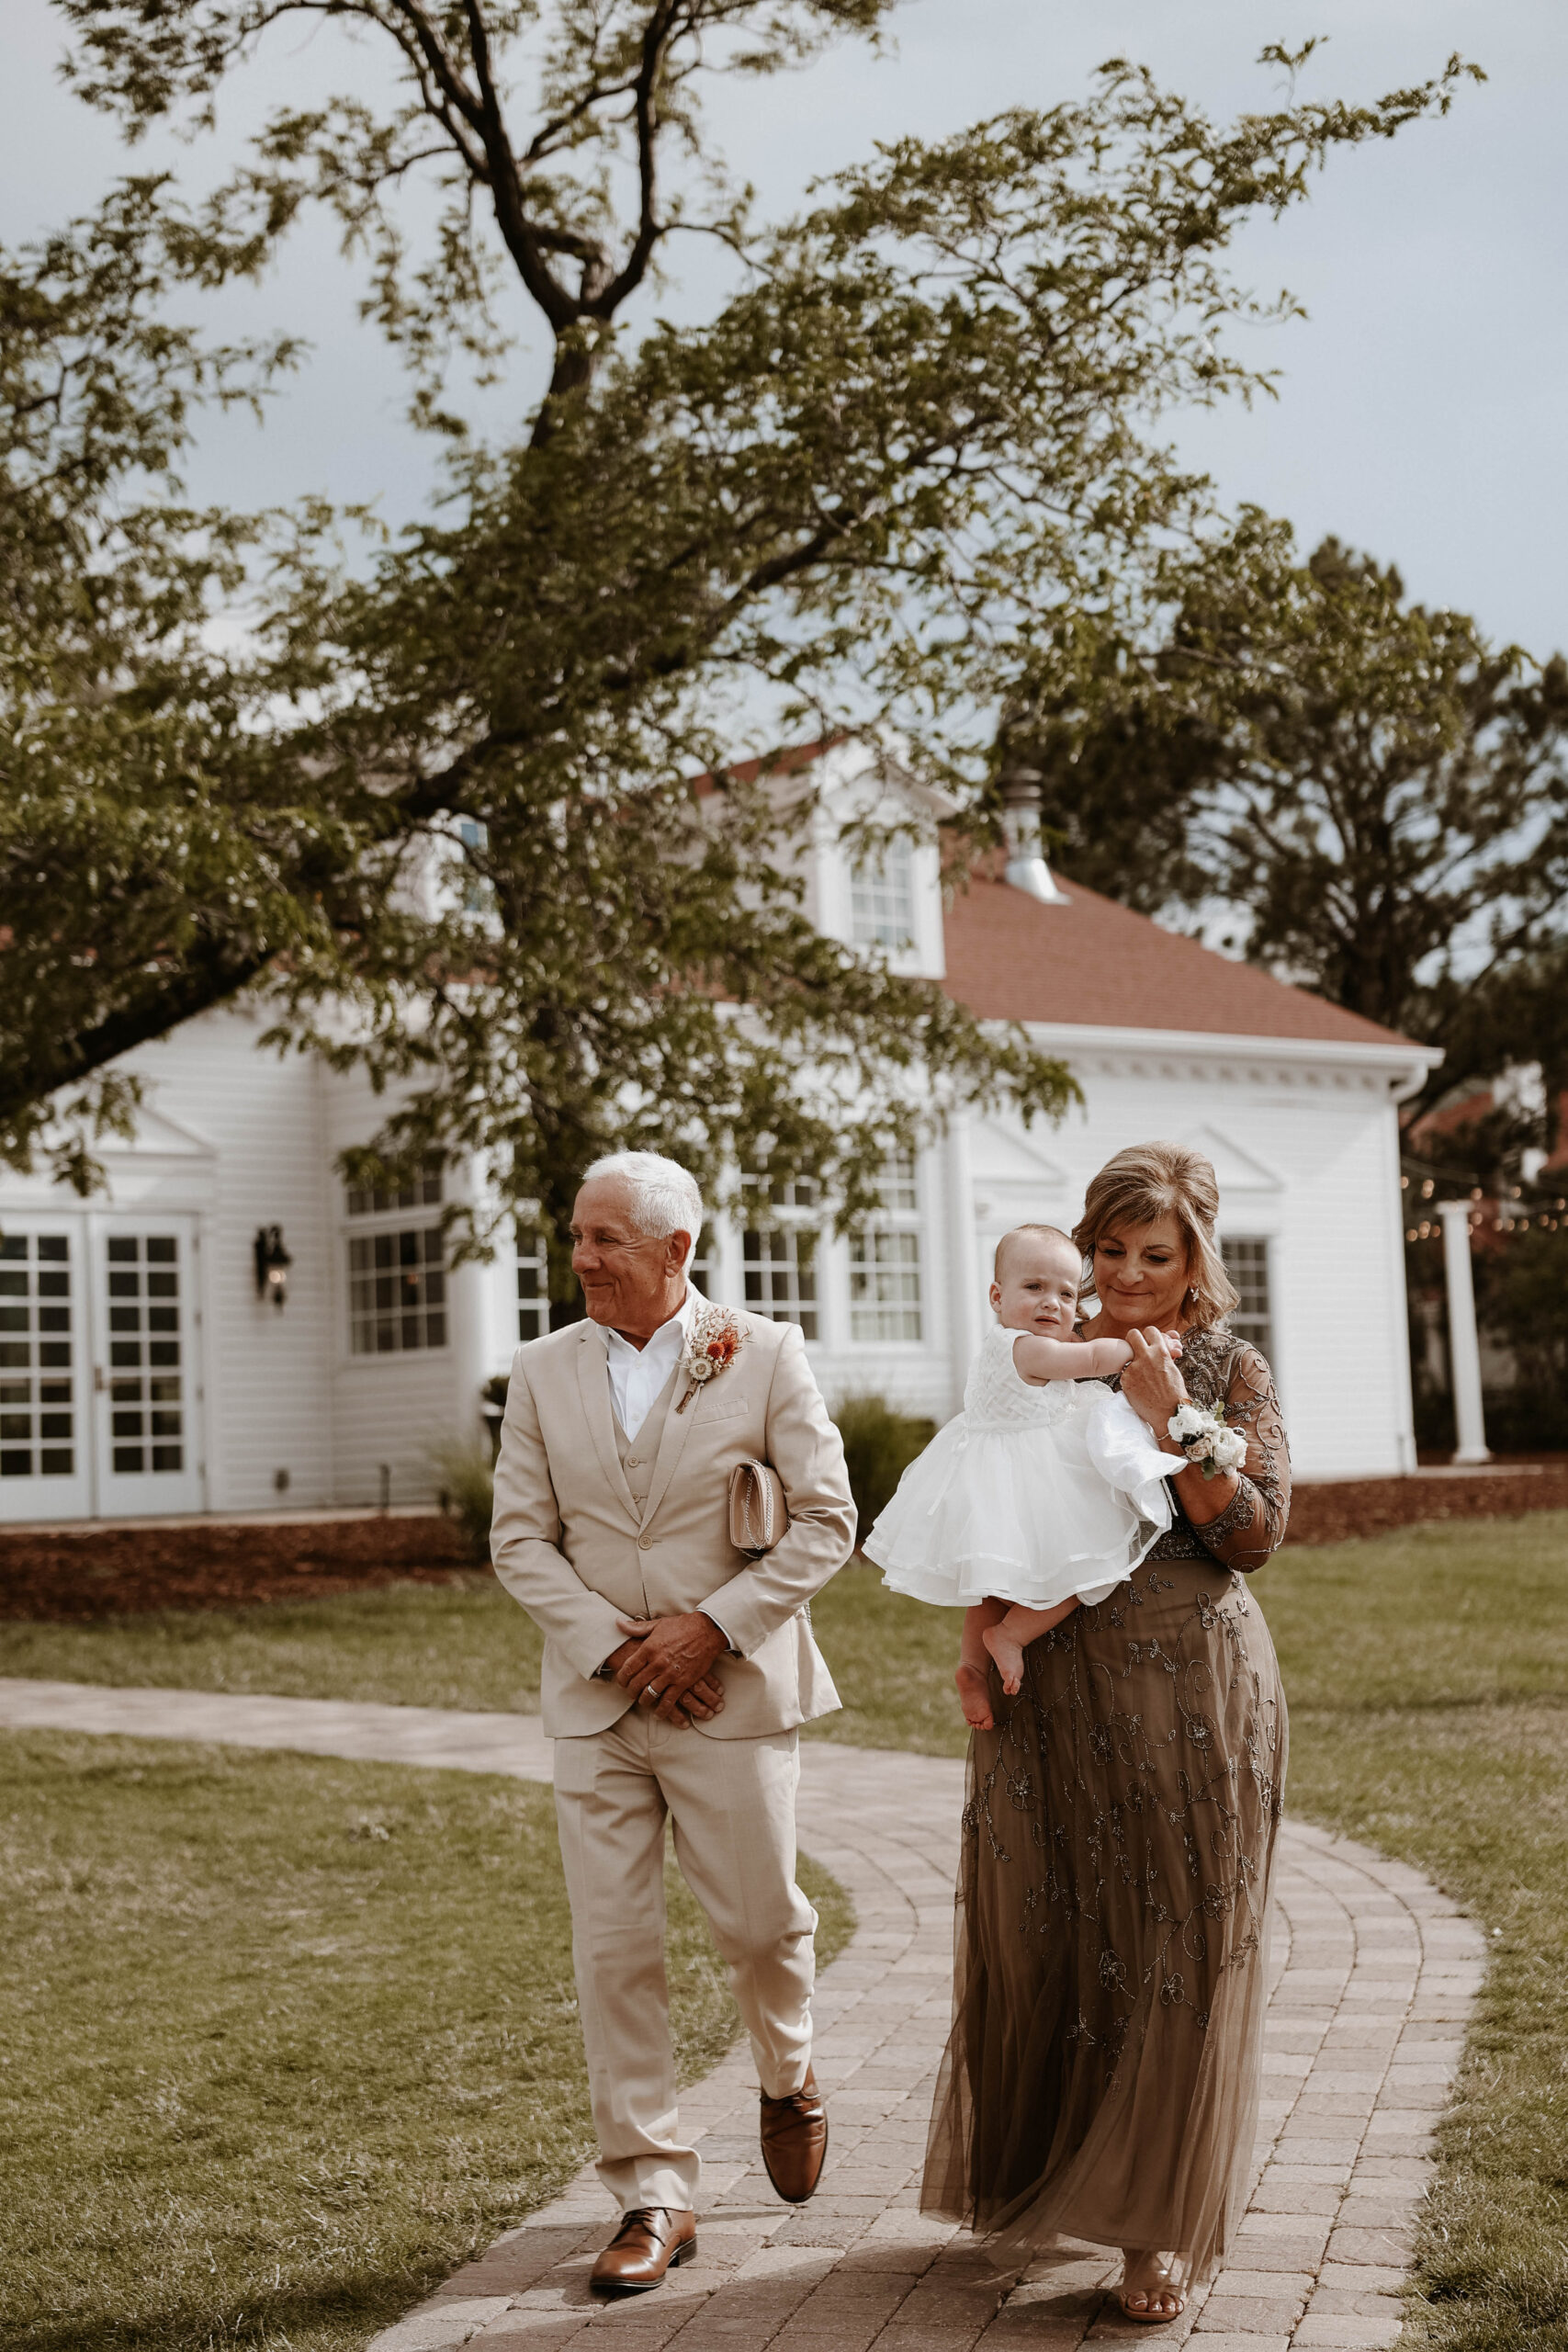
[{"xmin": 1185, "ymin": 1285, "xmax": 1198, "ymax": 1303}]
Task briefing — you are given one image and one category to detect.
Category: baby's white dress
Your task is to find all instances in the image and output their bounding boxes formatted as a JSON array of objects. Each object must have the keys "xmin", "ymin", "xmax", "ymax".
[{"xmin": 863, "ymin": 1325, "xmax": 1184, "ymax": 1610}]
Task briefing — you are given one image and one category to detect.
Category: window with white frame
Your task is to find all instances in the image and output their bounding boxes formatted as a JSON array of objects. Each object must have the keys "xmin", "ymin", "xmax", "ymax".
[
  {"xmin": 345, "ymin": 1159, "xmax": 443, "ymax": 1219},
  {"xmin": 516, "ymin": 1222, "xmax": 548, "ymax": 1340},
  {"xmin": 0, "ymin": 1233, "xmax": 75, "ymax": 1478},
  {"xmin": 347, "ymin": 1161, "xmax": 447, "ymax": 1354},
  {"xmin": 849, "ymin": 1156, "xmax": 923, "ymax": 1342},
  {"xmin": 742, "ymin": 1176, "xmax": 820, "ymax": 1340},
  {"xmin": 1221, "ymin": 1237, "xmax": 1273, "ymax": 1362},
  {"xmin": 851, "ymin": 834, "xmax": 915, "ymax": 950},
  {"xmin": 689, "ymin": 1221, "xmax": 716, "ymax": 1300},
  {"xmin": 455, "ymin": 818, "xmax": 493, "ymax": 914}
]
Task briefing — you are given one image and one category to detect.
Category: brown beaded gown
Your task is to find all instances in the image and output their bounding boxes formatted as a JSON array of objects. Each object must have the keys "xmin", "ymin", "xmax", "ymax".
[{"xmin": 921, "ymin": 1328, "xmax": 1291, "ymax": 2284}]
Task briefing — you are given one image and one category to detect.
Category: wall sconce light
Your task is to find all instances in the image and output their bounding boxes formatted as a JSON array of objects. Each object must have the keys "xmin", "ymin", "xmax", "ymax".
[{"xmin": 254, "ymin": 1225, "xmax": 293, "ymax": 1308}]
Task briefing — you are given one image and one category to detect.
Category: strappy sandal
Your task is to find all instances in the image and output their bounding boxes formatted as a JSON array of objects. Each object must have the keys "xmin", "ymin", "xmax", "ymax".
[{"xmin": 1116, "ymin": 2252, "xmax": 1190, "ymax": 2325}]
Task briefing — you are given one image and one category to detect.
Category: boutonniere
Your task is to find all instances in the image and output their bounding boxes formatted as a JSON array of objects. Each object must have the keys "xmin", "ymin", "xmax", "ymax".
[{"xmin": 675, "ymin": 1306, "xmax": 747, "ymax": 1414}]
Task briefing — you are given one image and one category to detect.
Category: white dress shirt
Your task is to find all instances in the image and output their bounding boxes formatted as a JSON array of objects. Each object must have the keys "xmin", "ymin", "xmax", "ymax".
[{"xmin": 604, "ymin": 1286, "xmax": 697, "ymax": 1442}]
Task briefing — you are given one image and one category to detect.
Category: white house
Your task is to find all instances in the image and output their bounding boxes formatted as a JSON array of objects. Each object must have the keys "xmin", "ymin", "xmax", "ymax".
[{"xmin": 0, "ymin": 741, "xmax": 1437, "ymax": 1526}]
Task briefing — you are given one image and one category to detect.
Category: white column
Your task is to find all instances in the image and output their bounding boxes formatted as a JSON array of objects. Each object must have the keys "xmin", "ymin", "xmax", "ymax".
[
  {"xmin": 1438, "ymin": 1200, "xmax": 1490, "ymax": 1464},
  {"xmin": 706, "ymin": 1193, "xmax": 745, "ymax": 1311},
  {"xmin": 446, "ymin": 1159, "xmax": 498, "ymax": 1448},
  {"xmin": 943, "ymin": 1117, "xmax": 983, "ymax": 1414}
]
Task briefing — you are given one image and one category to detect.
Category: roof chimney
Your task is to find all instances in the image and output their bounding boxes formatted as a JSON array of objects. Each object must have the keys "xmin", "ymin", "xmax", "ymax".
[{"xmin": 999, "ymin": 767, "xmax": 1070, "ymax": 905}]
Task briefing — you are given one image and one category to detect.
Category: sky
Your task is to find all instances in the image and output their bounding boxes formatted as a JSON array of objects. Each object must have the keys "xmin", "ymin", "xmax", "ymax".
[{"xmin": 6, "ymin": 0, "xmax": 1567, "ymax": 659}]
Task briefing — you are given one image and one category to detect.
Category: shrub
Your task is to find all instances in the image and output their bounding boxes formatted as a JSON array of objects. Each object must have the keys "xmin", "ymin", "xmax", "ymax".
[
  {"xmin": 430, "ymin": 1440, "xmax": 495, "ymax": 1564},
  {"xmin": 831, "ymin": 1393, "xmax": 937, "ymax": 1546}
]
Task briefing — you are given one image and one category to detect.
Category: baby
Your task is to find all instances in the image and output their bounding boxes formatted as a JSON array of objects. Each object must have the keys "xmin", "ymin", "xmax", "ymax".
[{"xmin": 863, "ymin": 1224, "xmax": 1184, "ymax": 1731}]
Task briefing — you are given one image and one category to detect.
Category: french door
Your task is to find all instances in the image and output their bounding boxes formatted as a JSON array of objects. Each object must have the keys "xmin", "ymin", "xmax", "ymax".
[
  {"xmin": 0, "ymin": 1211, "xmax": 205, "ymax": 1521},
  {"xmin": 92, "ymin": 1216, "xmax": 205, "ymax": 1516},
  {"xmin": 0, "ymin": 1219, "xmax": 93, "ymax": 1520}
]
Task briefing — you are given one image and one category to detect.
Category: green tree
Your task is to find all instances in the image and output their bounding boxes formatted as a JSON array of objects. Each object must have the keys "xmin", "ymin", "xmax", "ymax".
[
  {"xmin": 1005, "ymin": 514, "xmax": 1568, "ymax": 1114},
  {"xmin": 0, "ymin": 182, "xmax": 381, "ymax": 1190},
  {"xmin": 6, "ymin": 10, "xmax": 1474, "ymax": 1261}
]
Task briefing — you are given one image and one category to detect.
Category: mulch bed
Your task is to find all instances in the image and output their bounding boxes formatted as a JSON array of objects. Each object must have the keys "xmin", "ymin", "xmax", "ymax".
[
  {"xmin": 1283, "ymin": 1462, "xmax": 1568, "ymax": 1548},
  {"xmin": 0, "ymin": 1514, "xmax": 476, "ymax": 1623},
  {"xmin": 2, "ymin": 1466, "xmax": 1563, "ymax": 1623}
]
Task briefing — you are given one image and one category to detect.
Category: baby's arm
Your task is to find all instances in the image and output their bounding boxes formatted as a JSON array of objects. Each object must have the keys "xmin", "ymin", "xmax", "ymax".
[{"xmin": 1010, "ymin": 1329, "xmax": 1182, "ymax": 1386}]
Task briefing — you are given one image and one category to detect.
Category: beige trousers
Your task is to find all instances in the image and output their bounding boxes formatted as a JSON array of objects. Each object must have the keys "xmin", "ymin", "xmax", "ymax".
[{"xmin": 552, "ymin": 1709, "xmax": 817, "ymax": 2211}]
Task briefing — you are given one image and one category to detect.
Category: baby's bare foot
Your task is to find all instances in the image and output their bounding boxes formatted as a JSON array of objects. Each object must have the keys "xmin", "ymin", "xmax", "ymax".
[
  {"xmin": 981, "ymin": 1621, "xmax": 1026, "ymax": 1696},
  {"xmin": 953, "ymin": 1662, "xmax": 994, "ymax": 1730}
]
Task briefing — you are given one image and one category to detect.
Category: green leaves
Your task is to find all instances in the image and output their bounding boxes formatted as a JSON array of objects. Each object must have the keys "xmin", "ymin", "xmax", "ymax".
[
  {"xmin": 9, "ymin": 7, "xmax": 1483, "ymax": 1251},
  {"xmin": 1010, "ymin": 514, "xmax": 1568, "ymax": 1096}
]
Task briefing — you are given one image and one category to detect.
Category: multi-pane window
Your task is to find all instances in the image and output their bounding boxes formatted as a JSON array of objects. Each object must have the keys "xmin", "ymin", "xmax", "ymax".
[
  {"xmin": 851, "ymin": 835, "xmax": 916, "ymax": 950},
  {"xmin": 689, "ymin": 1222, "xmax": 716, "ymax": 1301},
  {"xmin": 850, "ymin": 1156, "xmax": 923, "ymax": 1342},
  {"xmin": 345, "ymin": 1159, "xmax": 443, "ymax": 1219},
  {"xmin": 107, "ymin": 1234, "xmax": 185, "ymax": 1474},
  {"xmin": 1222, "ymin": 1237, "xmax": 1273, "ymax": 1361},
  {"xmin": 516, "ymin": 1223, "xmax": 549, "ymax": 1341},
  {"xmin": 349, "ymin": 1228, "xmax": 447, "ymax": 1354},
  {"xmin": 347, "ymin": 1164, "xmax": 447, "ymax": 1354},
  {"xmin": 0, "ymin": 1234, "xmax": 74, "ymax": 1478},
  {"xmin": 455, "ymin": 818, "xmax": 492, "ymax": 914},
  {"xmin": 743, "ymin": 1177, "xmax": 820, "ymax": 1340}
]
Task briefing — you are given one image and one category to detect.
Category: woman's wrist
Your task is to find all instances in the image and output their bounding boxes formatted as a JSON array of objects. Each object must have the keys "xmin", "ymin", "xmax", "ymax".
[{"xmin": 1174, "ymin": 1458, "xmax": 1242, "ymax": 1526}]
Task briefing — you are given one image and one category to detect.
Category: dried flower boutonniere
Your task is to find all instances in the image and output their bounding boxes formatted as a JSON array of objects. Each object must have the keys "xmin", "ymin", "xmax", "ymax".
[{"xmin": 675, "ymin": 1306, "xmax": 747, "ymax": 1413}]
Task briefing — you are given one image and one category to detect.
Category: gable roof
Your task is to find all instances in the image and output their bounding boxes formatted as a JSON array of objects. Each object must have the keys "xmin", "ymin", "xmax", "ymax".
[{"xmin": 942, "ymin": 866, "xmax": 1416, "ymax": 1049}]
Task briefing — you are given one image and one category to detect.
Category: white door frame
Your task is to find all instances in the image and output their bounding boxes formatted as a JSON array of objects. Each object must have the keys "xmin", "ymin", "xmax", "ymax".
[
  {"xmin": 88, "ymin": 1209, "xmax": 208, "ymax": 1519},
  {"xmin": 0, "ymin": 1214, "xmax": 95, "ymax": 1522},
  {"xmin": 0, "ymin": 1205, "xmax": 209, "ymax": 1522}
]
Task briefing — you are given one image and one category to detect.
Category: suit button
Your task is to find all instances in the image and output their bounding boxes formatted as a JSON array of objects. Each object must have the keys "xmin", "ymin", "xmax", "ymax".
[
  {"xmin": 626, "ymin": 1456, "xmax": 642, "ymax": 1467},
  {"xmin": 637, "ymin": 1533, "xmax": 653, "ymax": 1550}
]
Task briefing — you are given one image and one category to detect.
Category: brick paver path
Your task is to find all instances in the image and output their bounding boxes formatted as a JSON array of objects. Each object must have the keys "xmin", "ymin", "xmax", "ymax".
[{"xmin": 1, "ymin": 1679, "xmax": 1483, "ymax": 2349}]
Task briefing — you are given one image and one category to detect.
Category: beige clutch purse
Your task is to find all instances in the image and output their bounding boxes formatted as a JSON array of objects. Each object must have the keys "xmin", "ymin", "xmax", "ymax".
[{"xmin": 728, "ymin": 1458, "xmax": 788, "ymax": 1556}]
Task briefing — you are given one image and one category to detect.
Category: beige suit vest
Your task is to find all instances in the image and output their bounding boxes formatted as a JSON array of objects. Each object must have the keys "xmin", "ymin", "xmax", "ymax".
[{"xmin": 614, "ymin": 1366, "xmax": 679, "ymax": 1528}]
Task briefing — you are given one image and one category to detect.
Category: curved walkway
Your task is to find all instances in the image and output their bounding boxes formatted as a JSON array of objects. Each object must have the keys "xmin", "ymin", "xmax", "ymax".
[{"xmin": 0, "ymin": 1679, "xmax": 1483, "ymax": 2351}]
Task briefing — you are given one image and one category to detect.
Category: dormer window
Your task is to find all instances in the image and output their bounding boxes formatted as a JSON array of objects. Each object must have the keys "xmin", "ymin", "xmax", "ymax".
[{"xmin": 851, "ymin": 836, "xmax": 915, "ymax": 950}]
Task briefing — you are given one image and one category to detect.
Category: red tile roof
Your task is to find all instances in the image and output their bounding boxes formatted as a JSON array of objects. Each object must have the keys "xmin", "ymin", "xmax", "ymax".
[{"xmin": 942, "ymin": 867, "xmax": 1416, "ymax": 1048}]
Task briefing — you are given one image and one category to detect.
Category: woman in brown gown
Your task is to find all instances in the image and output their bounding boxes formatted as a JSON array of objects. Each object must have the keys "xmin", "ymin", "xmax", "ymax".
[{"xmin": 923, "ymin": 1142, "xmax": 1290, "ymax": 2324}]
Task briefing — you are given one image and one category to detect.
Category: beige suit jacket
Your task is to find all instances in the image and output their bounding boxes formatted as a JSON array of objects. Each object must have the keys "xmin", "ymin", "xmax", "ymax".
[{"xmin": 491, "ymin": 1309, "xmax": 856, "ymax": 1740}]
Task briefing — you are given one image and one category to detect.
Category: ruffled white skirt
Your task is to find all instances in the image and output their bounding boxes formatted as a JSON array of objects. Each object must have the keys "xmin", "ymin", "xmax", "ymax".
[{"xmin": 863, "ymin": 1386, "xmax": 1183, "ymax": 1610}]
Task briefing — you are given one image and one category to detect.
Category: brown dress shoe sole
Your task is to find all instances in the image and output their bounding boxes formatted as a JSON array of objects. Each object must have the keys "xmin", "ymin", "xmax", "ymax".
[{"xmin": 592, "ymin": 2234, "xmax": 696, "ymax": 2296}]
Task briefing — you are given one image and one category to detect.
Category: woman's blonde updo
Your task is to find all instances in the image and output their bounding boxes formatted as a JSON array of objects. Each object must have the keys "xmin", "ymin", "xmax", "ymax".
[{"xmin": 1073, "ymin": 1141, "xmax": 1240, "ymax": 1329}]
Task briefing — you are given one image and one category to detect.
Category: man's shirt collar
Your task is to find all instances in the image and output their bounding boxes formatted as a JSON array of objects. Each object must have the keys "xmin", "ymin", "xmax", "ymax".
[{"xmin": 604, "ymin": 1284, "xmax": 694, "ymax": 1361}]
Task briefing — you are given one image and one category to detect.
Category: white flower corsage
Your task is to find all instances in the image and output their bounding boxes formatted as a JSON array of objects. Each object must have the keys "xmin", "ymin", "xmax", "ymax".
[
  {"xmin": 1168, "ymin": 1398, "xmax": 1248, "ymax": 1480},
  {"xmin": 675, "ymin": 1305, "xmax": 748, "ymax": 1414}
]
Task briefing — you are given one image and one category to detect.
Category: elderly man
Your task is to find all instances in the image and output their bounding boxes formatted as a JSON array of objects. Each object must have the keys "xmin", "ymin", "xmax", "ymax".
[{"xmin": 491, "ymin": 1148, "xmax": 857, "ymax": 2293}]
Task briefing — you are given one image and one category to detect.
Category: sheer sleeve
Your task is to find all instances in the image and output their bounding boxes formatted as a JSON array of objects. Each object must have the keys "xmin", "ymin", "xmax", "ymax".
[{"xmin": 1190, "ymin": 1341, "xmax": 1291, "ymax": 1575}]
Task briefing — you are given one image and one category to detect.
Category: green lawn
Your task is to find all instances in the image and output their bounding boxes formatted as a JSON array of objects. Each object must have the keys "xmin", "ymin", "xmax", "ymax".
[
  {"xmin": 0, "ymin": 1732, "xmax": 851, "ymax": 2352},
  {"xmin": 9, "ymin": 1515, "xmax": 1568, "ymax": 2349},
  {"xmin": 1, "ymin": 1575, "xmax": 544, "ymax": 1713},
  {"xmin": 1251, "ymin": 1516, "xmax": 1568, "ymax": 2352}
]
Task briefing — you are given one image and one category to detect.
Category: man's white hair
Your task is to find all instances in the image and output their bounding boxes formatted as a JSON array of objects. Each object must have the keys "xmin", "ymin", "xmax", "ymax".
[{"xmin": 581, "ymin": 1149, "xmax": 704, "ymax": 1251}]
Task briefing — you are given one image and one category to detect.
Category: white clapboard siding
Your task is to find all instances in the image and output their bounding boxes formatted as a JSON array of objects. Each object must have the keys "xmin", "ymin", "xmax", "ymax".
[
  {"xmin": 60, "ymin": 1005, "xmax": 340, "ymax": 1515},
  {"xmin": 968, "ymin": 1052, "xmax": 1416, "ymax": 1480},
  {"xmin": 3, "ymin": 767, "xmax": 1432, "ymax": 1520}
]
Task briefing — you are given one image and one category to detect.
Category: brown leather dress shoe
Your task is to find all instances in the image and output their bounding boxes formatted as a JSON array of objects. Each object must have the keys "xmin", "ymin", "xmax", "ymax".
[
  {"xmin": 589, "ymin": 2207, "xmax": 696, "ymax": 2295},
  {"xmin": 760, "ymin": 2066, "xmax": 829, "ymax": 2203}
]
